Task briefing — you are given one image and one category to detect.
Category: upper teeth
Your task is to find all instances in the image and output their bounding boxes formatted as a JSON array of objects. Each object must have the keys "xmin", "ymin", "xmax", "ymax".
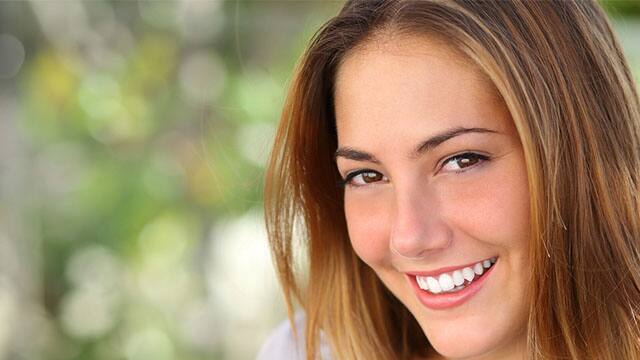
[{"xmin": 416, "ymin": 257, "xmax": 497, "ymax": 294}]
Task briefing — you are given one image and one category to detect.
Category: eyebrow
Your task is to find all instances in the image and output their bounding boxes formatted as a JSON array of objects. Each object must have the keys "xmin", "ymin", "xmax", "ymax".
[{"xmin": 334, "ymin": 126, "xmax": 498, "ymax": 163}]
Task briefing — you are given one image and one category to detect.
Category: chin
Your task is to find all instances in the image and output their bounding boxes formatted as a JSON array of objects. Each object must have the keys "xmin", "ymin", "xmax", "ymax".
[
  {"xmin": 414, "ymin": 316, "xmax": 526, "ymax": 360},
  {"xmin": 428, "ymin": 337, "xmax": 498, "ymax": 359}
]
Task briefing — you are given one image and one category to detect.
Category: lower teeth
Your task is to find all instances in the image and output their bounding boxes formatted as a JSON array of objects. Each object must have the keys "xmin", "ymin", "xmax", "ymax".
[{"xmin": 438, "ymin": 285, "xmax": 465, "ymax": 294}]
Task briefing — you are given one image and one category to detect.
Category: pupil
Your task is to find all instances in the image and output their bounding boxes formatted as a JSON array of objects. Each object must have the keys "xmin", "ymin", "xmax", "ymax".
[
  {"xmin": 364, "ymin": 172, "xmax": 380, "ymax": 182},
  {"xmin": 459, "ymin": 155, "xmax": 478, "ymax": 167}
]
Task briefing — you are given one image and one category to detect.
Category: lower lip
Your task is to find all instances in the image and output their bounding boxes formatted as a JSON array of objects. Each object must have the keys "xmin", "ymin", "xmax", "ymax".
[{"xmin": 408, "ymin": 262, "xmax": 497, "ymax": 310}]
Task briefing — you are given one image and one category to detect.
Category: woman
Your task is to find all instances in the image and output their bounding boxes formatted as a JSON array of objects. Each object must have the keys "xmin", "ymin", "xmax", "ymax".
[{"xmin": 261, "ymin": 0, "xmax": 640, "ymax": 359}]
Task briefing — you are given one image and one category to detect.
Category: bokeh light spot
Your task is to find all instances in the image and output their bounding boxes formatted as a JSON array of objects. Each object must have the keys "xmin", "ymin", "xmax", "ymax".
[
  {"xmin": 179, "ymin": 51, "xmax": 226, "ymax": 104},
  {"xmin": 0, "ymin": 33, "xmax": 26, "ymax": 79},
  {"xmin": 124, "ymin": 328, "xmax": 174, "ymax": 360},
  {"xmin": 60, "ymin": 285, "xmax": 118, "ymax": 339}
]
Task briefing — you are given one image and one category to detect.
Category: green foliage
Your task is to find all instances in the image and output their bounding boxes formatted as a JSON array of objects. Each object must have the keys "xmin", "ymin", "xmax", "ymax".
[{"xmin": 0, "ymin": 1, "xmax": 635, "ymax": 359}]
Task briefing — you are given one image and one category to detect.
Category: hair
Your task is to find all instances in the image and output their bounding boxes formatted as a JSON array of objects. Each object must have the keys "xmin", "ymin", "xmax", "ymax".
[{"xmin": 264, "ymin": 1, "xmax": 640, "ymax": 359}]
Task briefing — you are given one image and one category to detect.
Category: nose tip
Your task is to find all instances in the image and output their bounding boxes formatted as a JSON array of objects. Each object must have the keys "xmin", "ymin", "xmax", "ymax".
[
  {"xmin": 390, "ymin": 228, "xmax": 452, "ymax": 260},
  {"xmin": 389, "ymin": 191, "xmax": 452, "ymax": 260}
]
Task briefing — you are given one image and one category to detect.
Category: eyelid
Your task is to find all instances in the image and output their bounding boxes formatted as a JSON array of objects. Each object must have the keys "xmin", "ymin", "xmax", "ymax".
[{"xmin": 339, "ymin": 151, "xmax": 489, "ymax": 188}]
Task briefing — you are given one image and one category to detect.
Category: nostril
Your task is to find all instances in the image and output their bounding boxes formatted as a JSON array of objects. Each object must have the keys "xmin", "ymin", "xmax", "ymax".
[{"xmin": 390, "ymin": 243, "xmax": 429, "ymax": 260}]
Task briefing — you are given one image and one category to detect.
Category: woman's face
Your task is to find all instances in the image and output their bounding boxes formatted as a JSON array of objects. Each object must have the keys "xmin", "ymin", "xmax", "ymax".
[{"xmin": 334, "ymin": 35, "xmax": 531, "ymax": 360}]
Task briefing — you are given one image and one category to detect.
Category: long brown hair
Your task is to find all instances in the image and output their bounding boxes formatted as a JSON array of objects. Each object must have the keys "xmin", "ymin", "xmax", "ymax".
[{"xmin": 264, "ymin": 1, "xmax": 640, "ymax": 359}]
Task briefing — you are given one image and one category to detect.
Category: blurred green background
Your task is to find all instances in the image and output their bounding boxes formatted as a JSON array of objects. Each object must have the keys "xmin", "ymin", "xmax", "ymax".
[{"xmin": 0, "ymin": 1, "xmax": 637, "ymax": 359}]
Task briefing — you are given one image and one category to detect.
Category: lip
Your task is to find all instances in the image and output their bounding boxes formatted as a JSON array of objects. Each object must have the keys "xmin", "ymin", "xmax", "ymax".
[{"xmin": 406, "ymin": 258, "xmax": 497, "ymax": 310}]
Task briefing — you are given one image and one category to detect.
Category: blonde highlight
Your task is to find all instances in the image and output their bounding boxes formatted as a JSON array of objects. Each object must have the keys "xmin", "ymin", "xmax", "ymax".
[{"xmin": 265, "ymin": 1, "xmax": 640, "ymax": 359}]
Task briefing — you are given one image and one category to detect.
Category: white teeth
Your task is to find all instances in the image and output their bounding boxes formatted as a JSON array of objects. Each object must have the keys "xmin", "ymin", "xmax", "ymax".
[
  {"xmin": 439, "ymin": 274, "xmax": 454, "ymax": 291},
  {"xmin": 427, "ymin": 277, "xmax": 442, "ymax": 294},
  {"xmin": 473, "ymin": 262, "xmax": 484, "ymax": 275},
  {"xmin": 452, "ymin": 270, "xmax": 464, "ymax": 286},
  {"xmin": 416, "ymin": 276, "xmax": 429, "ymax": 290},
  {"xmin": 462, "ymin": 267, "xmax": 475, "ymax": 282},
  {"xmin": 416, "ymin": 257, "xmax": 498, "ymax": 294}
]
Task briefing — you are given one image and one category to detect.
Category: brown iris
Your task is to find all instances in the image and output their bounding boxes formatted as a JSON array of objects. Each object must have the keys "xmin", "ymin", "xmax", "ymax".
[
  {"xmin": 453, "ymin": 153, "xmax": 482, "ymax": 169},
  {"xmin": 362, "ymin": 171, "xmax": 384, "ymax": 183}
]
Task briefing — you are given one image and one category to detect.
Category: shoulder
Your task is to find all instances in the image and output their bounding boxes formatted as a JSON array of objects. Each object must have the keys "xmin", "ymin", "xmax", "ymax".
[
  {"xmin": 256, "ymin": 313, "xmax": 306, "ymax": 360},
  {"xmin": 256, "ymin": 313, "xmax": 333, "ymax": 360}
]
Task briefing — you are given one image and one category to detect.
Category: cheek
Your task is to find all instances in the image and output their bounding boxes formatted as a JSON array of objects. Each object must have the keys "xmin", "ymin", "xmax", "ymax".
[
  {"xmin": 440, "ymin": 160, "xmax": 530, "ymax": 248},
  {"xmin": 344, "ymin": 191, "xmax": 391, "ymax": 265}
]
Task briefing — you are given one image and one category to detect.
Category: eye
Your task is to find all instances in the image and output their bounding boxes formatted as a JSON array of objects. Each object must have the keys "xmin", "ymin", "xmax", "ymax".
[
  {"xmin": 341, "ymin": 169, "xmax": 387, "ymax": 187},
  {"xmin": 441, "ymin": 152, "xmax": 489, "ymax": 173}
]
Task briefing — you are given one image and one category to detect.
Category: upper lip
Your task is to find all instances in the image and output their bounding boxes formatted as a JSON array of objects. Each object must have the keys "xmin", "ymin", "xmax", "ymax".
[{"xmin": 404, "ymin": 256, "xmax": 497, "ymax": 277}]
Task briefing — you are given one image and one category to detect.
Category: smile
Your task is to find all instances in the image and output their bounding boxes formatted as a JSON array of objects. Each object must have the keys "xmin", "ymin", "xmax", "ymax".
[
  {"xmin": 406, "ymin": 256, "xmax": 499, "ymax": 310},
  {"xmin": 415, "ymin": 257, "xmax": 497, "ymax": 294}
]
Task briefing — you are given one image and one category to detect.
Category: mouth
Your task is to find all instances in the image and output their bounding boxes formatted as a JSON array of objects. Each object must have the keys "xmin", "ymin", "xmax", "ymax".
[{"xmin": 406, "ymin": 256, "xmax": 498, "ymax": 310}]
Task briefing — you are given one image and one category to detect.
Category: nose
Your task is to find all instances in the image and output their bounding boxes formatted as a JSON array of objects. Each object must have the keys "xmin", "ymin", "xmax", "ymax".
[{"xmin": 389, "ymin": 184, "xmax": 452, "ymax": 260}]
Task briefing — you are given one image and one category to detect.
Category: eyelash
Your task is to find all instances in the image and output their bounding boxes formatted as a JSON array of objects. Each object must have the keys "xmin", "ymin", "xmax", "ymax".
[{"xmin": 338, "ymin": 152, "xmax": 490, "ymax": 188}]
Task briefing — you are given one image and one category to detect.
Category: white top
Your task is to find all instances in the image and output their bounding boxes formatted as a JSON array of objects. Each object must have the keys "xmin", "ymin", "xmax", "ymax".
[{"xmin": 256, "ymin": 313, "xmax": 332, "ymax": 360}]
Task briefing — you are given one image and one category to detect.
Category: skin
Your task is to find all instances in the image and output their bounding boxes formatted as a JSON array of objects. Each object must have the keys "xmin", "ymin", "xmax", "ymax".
[{"xmin": 333, "ymin": 34, "xmax": 531, "ymax": 360}]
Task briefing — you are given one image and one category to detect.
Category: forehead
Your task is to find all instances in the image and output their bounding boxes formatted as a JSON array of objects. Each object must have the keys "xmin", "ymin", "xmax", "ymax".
[{"xmin": 333, "ymin": 34, "xmax": 512, "ymax": 148}]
